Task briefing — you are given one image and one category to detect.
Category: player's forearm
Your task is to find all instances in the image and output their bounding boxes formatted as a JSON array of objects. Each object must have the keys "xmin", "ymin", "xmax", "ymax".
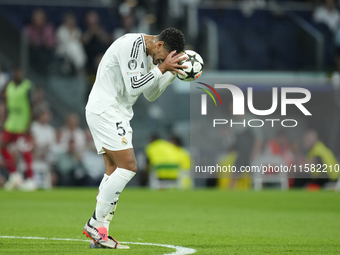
[
  {"xmin": 127, "ymin": 68, "xmax": 163, "ymax": 96},
  {"xmin": 161, "ymin": 71, "xmax": 177, "ymax": 85},
  {"xmin": 143, "ymin": 84, "xmax": 166, "ymax": 102},
  {"xmin": 143, "ymin": 72, "xmax": 176, "ymax": 102}
]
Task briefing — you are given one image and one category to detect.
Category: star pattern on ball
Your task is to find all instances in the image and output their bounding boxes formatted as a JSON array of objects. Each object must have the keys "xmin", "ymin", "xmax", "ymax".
[
  {"xmin": 177, "ymin": 50, "xmax": 204, "ymax": 81},
  {"xmin": 184, "ymin": 53, "xmax": 200, "ymax": 80}
]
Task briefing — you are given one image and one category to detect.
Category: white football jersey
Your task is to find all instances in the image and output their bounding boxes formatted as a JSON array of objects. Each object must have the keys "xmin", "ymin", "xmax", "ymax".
[{"xmin": 86, "ymin": 33, "xmax": 176, "ymax": 120}]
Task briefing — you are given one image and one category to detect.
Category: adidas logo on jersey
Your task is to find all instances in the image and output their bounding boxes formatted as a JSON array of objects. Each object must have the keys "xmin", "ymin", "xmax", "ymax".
[{"xmin": 141, "ymin": 62, "xmax": 144, "ymax": 68}]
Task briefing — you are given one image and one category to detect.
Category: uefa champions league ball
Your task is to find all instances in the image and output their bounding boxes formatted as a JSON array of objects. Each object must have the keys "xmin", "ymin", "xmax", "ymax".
[{"xmin": 177, "ymin": 50, "xmax": 204, "ymax": 82}]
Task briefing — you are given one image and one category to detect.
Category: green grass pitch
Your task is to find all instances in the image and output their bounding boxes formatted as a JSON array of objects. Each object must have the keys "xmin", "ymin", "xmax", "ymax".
[{"xmin": 0, "ymin": 188, "xmax": 339, "ymax": 254}]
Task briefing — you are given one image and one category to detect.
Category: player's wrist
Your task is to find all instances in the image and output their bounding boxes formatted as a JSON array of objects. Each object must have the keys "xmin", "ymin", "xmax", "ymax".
[{"xmin": 157, "ymin": 64, "xmax": 167, "ymax": 74}]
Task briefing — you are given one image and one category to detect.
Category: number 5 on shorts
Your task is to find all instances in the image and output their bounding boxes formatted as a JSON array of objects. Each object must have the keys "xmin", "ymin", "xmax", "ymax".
[{"xmin": 116, "ymin": 121, "xmax": 126, "ymax": 136}]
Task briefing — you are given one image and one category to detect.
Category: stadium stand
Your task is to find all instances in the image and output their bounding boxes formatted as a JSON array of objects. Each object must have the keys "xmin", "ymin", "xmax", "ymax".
[{"xmin": 0, "ymin": 1, "xmax": 339, "ymax": 190}]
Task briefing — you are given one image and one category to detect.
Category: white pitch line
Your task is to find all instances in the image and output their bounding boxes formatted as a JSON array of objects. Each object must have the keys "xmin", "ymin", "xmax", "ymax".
[
  {"xmin": 121, "ymin": 241, "xmax": 196, "ymax": 255},
  {"xmin": 0, "ymin": 236, "xmax": 196, "ymax": 255}
]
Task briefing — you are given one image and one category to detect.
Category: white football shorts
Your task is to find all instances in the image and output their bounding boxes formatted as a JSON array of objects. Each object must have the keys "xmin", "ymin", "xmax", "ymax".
[{"xmin": 85, "ymin": 106, "xmax": 133, "ymax": 154}]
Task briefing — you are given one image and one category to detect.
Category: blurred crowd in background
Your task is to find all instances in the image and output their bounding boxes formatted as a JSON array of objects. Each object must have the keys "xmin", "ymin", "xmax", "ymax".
[
  {"xmin": 215, "ymin": 127, "xmax": 339, "ymax": 191},
  {"xmin": 0, "ymin": 0, "xmax": 340, "ymax": 190},
  {"xmin": 2, "ymin": 0, "xmax": 340, "ymax": 75},
  {"xmin": 0, "ymin": 63, "xmax": 193, "ymax": 190}
]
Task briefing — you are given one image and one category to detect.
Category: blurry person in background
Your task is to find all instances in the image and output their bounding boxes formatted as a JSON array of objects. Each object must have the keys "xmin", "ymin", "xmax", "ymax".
[
  {"xmin": 56, "ymin": 13, "xmax": 87, "ymax": 75},
  {"xmin": 240, "ymin": 0, "xmax": 266, "ymax": 17},
  {"xmin": 25, "ymin": 9, "xmax": 56, "ymax": 74},
  {"xmin": 51, "ymin": 128, "xmax": 66, "ymax": 156},
  {"xmin": 81, "ymin": 129, "xmax": 106, "ymax": 186},
  {"xmin": 113, "ymin": 13, "xmax": 138, "ymax": 41},
  {"xmin": 115, "ymin": 0, "xmax": 153, "ymax": 34},
  {"xmin": 0, "ymin": 62, "xmax": 9, "ymax": 91},
  {"xmin": 87, "ymin": 53, "xmax": 103, "ymax": 94},
  {"xmin": 31, "ymin": 109, "xmax": 55, "ymax": 189},
  {"xmin": 50, "ymin": 128, "xmax": 66, "ymax": 186},
  {"xmin": 82, "ymin": 11, "xmax": 111, "ymax": 74},
  {"xmin": 313, "ymin": 0, "xmax": 340, "ymax": 32},
  {"xmin": 60, "ymin": 113, "xmax": 85, "ymax": 155},
  {"xmin": 252, "ymin": 130, "xmax": 294, "ymax": 189},
  {"xmin": 169, "ymin": 135, "xmax": 192, "ymax": 189},
  {"xmin": 290, "ymin": 141, "xmax": 305, "ymax": 167},
  {"xmin": 263, "ymin": 130, "xmax": 294, "ymax": 166},
  {"xmin": 32, "ymin": 87, "xmax": 50, "ymax": 121},
  {"xmin": 0, "ymin": 65, "xmax": 35, "ymax": 191},
  {"xmin": 294, "ymin": 129, "xmax": 339, "ymax": 189},
  {"xmin": 145, "ymin": 135, "xmax": 183, "ymax": 189},
  {"xmin": 54, "ymin": 139, "xmax": 86, "ymax": 186},
  {"xmin": 0, "ymin": 101, "xmax": 6, "ymax": 129}
]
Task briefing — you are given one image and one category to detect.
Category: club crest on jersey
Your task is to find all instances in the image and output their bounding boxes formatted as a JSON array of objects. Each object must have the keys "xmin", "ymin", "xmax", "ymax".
[
  {"xmin": 128, "ymin": 59, "xmax": 137, "ymax": 70},
  {"xmin": 122, "ymin": 137, "xmax": 128, "ymax": 146}
]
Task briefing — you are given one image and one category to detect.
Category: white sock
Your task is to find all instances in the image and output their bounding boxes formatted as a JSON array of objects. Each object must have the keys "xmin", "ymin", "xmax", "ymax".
[
  {"xmin": 90, "ymin": 174, "xmax": 109, "ymax": 227},
  {"xmin": 90, "ymin": 168, "xmax": 135, "ymax": 229},
  {"xmin": 97, "ymin": 174, "xmax": 109, "ymax": 201},
  {"xmin": 104, "ymin": 202, "xmax": 118, "ymax": 233},
  {"xmin": 97, "ymin": 174, "xmax": 115, "ymax": 232}
]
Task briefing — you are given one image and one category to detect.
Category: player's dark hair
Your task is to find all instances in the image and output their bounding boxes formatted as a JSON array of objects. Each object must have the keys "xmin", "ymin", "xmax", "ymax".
[
  {"xmin": 169, "ymin": 135, "xmax": 183, "ymax": 147},
  {"xmin": 158, "ymin": 27, "xmax": 185, "ymax": 53},
  {"xmin": 149, "ymin": 133, "xmax": 160, "ymax": 142}
]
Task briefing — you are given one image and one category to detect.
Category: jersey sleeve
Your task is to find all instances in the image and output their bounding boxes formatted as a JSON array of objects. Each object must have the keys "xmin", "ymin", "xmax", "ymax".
[
  {"xmin": 119, "ymin": 38, "xmax": 163, "ymax": 97},
  {"xmin": 143, "ymin": 70, "xmax": 176, "ymax": 102}
]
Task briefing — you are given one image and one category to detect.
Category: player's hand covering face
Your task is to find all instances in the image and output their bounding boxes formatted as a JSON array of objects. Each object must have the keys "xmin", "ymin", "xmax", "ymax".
[
  {"xmin": 152, "ymin": 46, "xmax": 169, "ymax": 65},
  {"xmin": 157, "ymin": 51, "xmax": 188, "ymax": 75}
]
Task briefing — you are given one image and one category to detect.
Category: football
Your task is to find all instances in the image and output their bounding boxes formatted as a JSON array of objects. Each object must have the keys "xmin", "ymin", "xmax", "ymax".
[{"xmin": 177, "ymin": 50, "xmax": 204, "ymax": 82}]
